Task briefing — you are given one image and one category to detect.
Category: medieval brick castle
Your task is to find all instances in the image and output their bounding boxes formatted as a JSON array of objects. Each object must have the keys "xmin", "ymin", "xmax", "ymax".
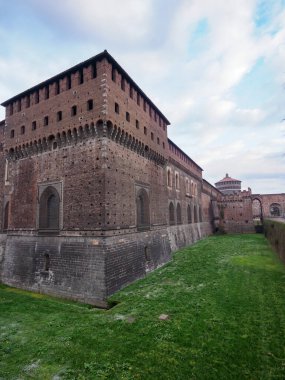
[{"xmin": 0, "ymin": 50, "xmax": 284, "ymax": 306}]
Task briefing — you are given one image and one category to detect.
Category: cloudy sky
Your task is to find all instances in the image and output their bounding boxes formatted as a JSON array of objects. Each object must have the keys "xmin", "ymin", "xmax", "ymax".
[{"xmin": 0, "ymin": 0, "xmax": 284, "ymax": 193}]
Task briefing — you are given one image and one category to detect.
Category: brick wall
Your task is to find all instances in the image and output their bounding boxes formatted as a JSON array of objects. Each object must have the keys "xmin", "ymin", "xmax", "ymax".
[
  {"xmin": 218, "ymin": 191, "xmax": 255, "ymax": 233},
  {"xmin": 0, "ymin": 51, "xmax": 219, "ymax": 305},
  {"xmin": 264, "ymin": 220, "xmax": 285, "ymax": 265}
]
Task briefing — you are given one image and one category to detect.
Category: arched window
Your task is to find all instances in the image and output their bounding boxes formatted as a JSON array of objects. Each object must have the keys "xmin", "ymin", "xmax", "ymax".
[
  {"xmin": 175, "ymin": 173, "xmax": 179, "ymax": 189},
  {"xmin": 169, "ymin": 202, "xmax": 175, "ymax": 225},
  {"xmin": 187, "ymin": 204, "xmax": 192, "ymax": 224},
  {"xmin": 167, "ymin": 169, "xmax": 171, "ymax": 187},
  {"xmin": 177, "ymin": 203, "xmax": 182, "ymax": 224},
  {"xmin": 39, "ymin": 186, "xmax": 60, "ymax": 230},
  {"xmin": 270, "ymin": 203, "xmax": 281, "ymax": 217},
  {"xmin": 136, "ymin": 188, "xmax": 150, "ymax": 229},
  {"xmin": 3, "ymin": 202, "xmax": 9, "ymax": 230},
  {"xmin": 194, "ymin": 205, "xmax": 198, "ymax": 223},
  {"xmin": 186, "ymin": 179, "xmax": 190, "ymax": 194},
  {"xmin": 199, "ymin": 206, "xmax": 202, "ymax": 222}
]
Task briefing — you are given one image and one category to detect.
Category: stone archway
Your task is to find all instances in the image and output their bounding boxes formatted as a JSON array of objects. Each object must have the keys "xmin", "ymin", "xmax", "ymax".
[{"xmin": 251, "ymin": 197, "xmax": 263, "ymax": 232}]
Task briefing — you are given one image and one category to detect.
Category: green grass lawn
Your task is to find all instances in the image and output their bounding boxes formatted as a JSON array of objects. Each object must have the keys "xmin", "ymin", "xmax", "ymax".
[{"xmin": 1, "ymin": 234, "xmax": 285, "ymax": 380}]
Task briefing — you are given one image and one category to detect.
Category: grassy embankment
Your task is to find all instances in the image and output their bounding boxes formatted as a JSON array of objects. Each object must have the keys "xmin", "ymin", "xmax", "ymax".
[{"xmin": 1, "ymin": 234, "xmax": 285, "ymax": 379}]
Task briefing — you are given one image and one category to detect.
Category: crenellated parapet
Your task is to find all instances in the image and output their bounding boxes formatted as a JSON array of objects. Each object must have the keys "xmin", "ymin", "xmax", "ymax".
[{"xmin": 5, "ymin": 119, "xmax": 167, "ymax": 166}]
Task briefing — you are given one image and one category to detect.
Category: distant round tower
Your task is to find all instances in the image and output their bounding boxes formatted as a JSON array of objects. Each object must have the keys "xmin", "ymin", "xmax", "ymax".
[{"xmin": 215, "ymin": 173, "xmax": 241, "ymax": 195}]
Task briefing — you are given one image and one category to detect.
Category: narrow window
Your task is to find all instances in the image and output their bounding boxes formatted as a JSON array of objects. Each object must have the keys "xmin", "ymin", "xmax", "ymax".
[
  {"xmin": 115, "ymin": 102, "xmax": 119, "ymax": 114},
  {"xmin": 45, "ymin": 86, "xmax": 49, "ymax": 99},
  {"xmin": 91, "ymin": 62, "xmax": 97, "ymax": 79},
  {"xmin": 35, "ymin": 90, "xmax": 39, "ymax": 104},
  {"xmin": 67, "ymin": 75, "xmax": 72, "ymax": 90},
  {"xmin": 167, "ymin": 169, "xmax": 171, "ymax": 187},
  {"xmin": 10, "ymin": 129, "xmax": 15, "ymax": 138},
  {"xmin": 169, "ymin": 202, "xmax": 175, "ymax": 225},
  {"xmin": 194, "ymin": 205, "xmax": 198, "ymax": 223},
  {"xmin": 136, "ymin": 120, "xmax": 139, "ymax": 129},
  {"xmin": 175, "ymin": 173, "xmax": 179, "ymax": 189},
  {"xmin": 32, "ymin": 121, "xmax": 37, "ymax": 130},
  {"xmin": 154, "ymin": 112, "xmax": 157, "ymax": 122},
  {"xmin": 143, "ymin": 100, "xmax": 146, "ymax": 112},
  {"xmin": 187, "ymin": 205, "xmax": 192, "ymax": 224},
  {"xmin": 129, "ymin": 86, "xmax": 133, "ymax": 99},
  {"xmin": 151, "ymin": 132, "xmax": 154, "ymax": 141},
  {"xmin": 186, "ymin": 179, "xmax": 190, "ymax": 194},
  {"xmin": 9, "ymin": 104, "xmax": 13, "ymax": 116},
  {"xmin": 17, "ymin": 99, "xmax": 21, "ymax": 112},
  {"xmin": 157, "ymin": 137, "xmax": 160, "ymax": 145},
  {"xmin": 177, "ymin": 203, "xmax": 182, "ymax": 224},
  {"xmin": 112, "ymin": 67, "xmax": 116, "ymax": 82},
  {"xmin": 44, "ymin": 253, "xmax": 50, "ymax": 271},
  {"xmin": 126, "ymin": 112, "xmax": 130, "ymax": 122},
  {"xmin": 3, "ymin": 202, "xmax": 9, "ymax": 230},
  {"xmin": 163, "ymin": 142, "xmax": 165, "ymax": 149},
  {"xmin": 4, "ymin": 159, "xmax": 9, "ymax": 183},
  {"xmin": 55, "ymin": 81, "xmax": 60, "ymax": 95},
  {"xmin": 43, "ymin": 116, "xmax": 49, "ymax": 126},
  {"xmin": 78, "ymin": 69, "xmax": 84, "ymax": 84},
  {"xmin": 121, "ymin": 77, "xmax": 125, "ymax": 91},
  {"xmin": 137, "ymin": 93, "xmax": 140, "ymax": 106},
  {"xmin": 21, "ymin": 125, "xmax": 25, "ymax": 135},
  {"xmin": 57, "ymin": 111, "xmax": 62, "ymax": 121},
  {"xmin": 26, "ymin": 95, "xmax": 30, "ymax": 108},
  {"xmin": 199, "ymin": 207, "xmax": 202, "ymax": 222},
  {"xmin": 87, "ymin": 99, "xmax": 93, "ymax": 111},
  {"xmin": 163, "ymin": 124, "xmax": 166, "ymax": 131},
  {"xmin": 71, "ymin": 105, "xmax": 77, "ymax": 116},
  {"xmin": 149, "ymin": 107, "xmax": 152, "ymax": 118}
]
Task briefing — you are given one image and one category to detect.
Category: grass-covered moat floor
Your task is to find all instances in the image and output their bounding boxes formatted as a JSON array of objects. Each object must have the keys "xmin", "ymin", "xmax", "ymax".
[{"xmin": 1, "ymin": 234, "xmax": 285, "ymax": 379}]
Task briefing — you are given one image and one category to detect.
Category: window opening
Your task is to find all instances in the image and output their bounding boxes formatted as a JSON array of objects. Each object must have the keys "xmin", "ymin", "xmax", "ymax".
[
  {"xmin": 169, "ymin": 202, "xmax": 175, "ymax": 225},
  {"xmin": 87, "ymin": 99, "xmax": 93, "ymax": 111},
  {"xmin": 71, "ymin": 105, "xmax": 77, "ymax": 116},
  {"xmin": 57, "ymin": 111, "xmax": 62, "ymax": 121}
]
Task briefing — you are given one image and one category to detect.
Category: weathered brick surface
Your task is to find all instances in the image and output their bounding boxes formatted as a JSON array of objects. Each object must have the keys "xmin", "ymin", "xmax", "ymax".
[
  {"xmin": 2, "ymin": 235, "xmax": 106, "ymax": 305},
  {"xmin": 264, "ymin": 219, "xmax": 285, "ymax": 264},
  {"xmin": 218, "ymin": 190, "xmax": 255, "ymax": 233},
  {"xmin": 0, "ymin": 51, "xmax": 220, "ymax": 305},
  {"xmin": 167, "ymin": 222, "xmax": 212, "ymax": 252},
  {"xmin": 105, "ymin": 229, "xmax": 171, "ymax": 295}
]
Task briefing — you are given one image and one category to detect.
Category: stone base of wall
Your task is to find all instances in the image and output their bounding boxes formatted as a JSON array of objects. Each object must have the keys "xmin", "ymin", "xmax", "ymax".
[
  {"xmin": 0, "ymin": 222, "xmax": 213, "ymax": 306},
  {"xmin": 0, "ymin": 233, "xmax": 7, "ymax": 281},
  {"xmin": 223, "ymin": 221, "xmax": 255, "ymax": 234},
  {"xmin": 167, "ymin": 222, "xmax": 212, "ymax": 251},
  {"xmin": 1, "ymin": 235, "xmax": 107, "ymax": 307},
  {"xmin": 264, "ymin": 219, "xmax": 285, "ymax": 264}
]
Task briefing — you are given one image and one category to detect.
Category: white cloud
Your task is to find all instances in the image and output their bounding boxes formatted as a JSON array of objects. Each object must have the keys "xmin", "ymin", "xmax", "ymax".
[
  {"xmin": 0, "ymin": 0, "xmax": 284, "ymax": 193},
  {"xmin": 30, "ymin": 0, "xmax": 153, "ymax": 44}
]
